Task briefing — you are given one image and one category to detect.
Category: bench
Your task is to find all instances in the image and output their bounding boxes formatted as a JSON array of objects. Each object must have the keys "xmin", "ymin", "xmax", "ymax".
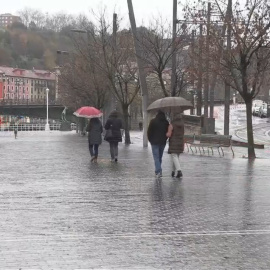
[{"xmin": 184, "ymin": 134, "xmax": 234, "ymax": 157}]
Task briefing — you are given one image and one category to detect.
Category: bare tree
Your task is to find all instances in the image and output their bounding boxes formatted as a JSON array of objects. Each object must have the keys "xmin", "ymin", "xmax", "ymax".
[
  {"xmin": 70, "ymin": 13, "xmax": 140, "ymax": 144},
  {"xmin": 137, "ymin": 19, "xmax": 190, "ymax": 97},
  {"xmin": 211, "ymin": 0, "xmax": 270, "ymax": 158},
  {"xmin": 18, "ymin": 8, "xmax": 93, "ymax": 33},
  {"xmin": 58, "ymin": 51, "xmax": 110, "ymax": 111}
]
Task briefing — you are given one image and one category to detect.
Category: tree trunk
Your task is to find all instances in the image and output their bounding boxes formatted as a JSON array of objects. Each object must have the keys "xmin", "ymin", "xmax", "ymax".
[
  {"xmin": 122, "ymin": 105, "xmax": 131, "ymax": 144},
  {"xmin": 158, "ymin": 73, "xmax": 168, "ymax": 97},
  {"xmin": 245, "ymin": 99, "xmax": 256, "ymax": 158}
]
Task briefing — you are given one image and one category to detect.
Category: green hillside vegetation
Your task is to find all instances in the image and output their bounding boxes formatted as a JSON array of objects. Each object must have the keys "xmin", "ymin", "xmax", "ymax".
[{"xmin": 0, "ymin": 8, "xmax": 91, "ymax": 70}]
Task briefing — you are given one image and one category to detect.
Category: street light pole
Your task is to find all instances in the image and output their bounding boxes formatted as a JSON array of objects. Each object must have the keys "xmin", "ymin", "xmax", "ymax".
[
  {"xmin": 127, "ymin": 0, "xmax": 149, "ymax": 148},
  {"xmin": 171, "ymin": 0, "xmax": 178, "ymax": 97},
  {"xmin": 45, "ymin": 87, "xmax": 50, "ymax": 131}
]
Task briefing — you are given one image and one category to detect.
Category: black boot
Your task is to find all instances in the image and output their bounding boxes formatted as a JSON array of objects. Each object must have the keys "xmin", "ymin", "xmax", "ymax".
[
  {"xmin": 176, "ymin": 170, "xmax": 183, "ymax": 178},
  {"xmin": 171, "ymin": 171, "xmax": 175, "ymax": 177}
]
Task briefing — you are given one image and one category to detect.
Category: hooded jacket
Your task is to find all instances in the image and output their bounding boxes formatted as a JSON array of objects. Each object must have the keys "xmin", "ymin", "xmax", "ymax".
[
  {"xmin": 147, "ymin": 111, "xmax": 169, "ymax": 145},
  {"xmin": 104, "ymin": 111, "xmax": 123, "ymax": 142}
]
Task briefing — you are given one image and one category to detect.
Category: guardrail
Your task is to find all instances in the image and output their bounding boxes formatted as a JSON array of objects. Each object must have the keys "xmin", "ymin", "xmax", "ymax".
[
  {"xmin": 0, "ymin": 99, "xmax": 62, "ymax": 106},
  {"xmin": 0, "ymin": 123, "xmax": 77, "ymax": 131}
]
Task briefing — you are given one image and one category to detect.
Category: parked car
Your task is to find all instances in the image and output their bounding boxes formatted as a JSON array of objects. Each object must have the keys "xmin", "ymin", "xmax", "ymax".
[
  {"xmin": 252, "ymin": 99, "xmax": 264, "ymax": 116},
  {"xmin": 252, "ymin": 105, "xmax": 260, "ymax": 116},
  {"xmin": 258, "ymin": 103, "xmax": 268, "ymax": 118}
]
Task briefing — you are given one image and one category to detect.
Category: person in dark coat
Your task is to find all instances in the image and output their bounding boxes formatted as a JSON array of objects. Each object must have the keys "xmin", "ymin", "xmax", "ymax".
[
  {"xmin": 166, "ymin": 112, "xmax": 185, "ymax": 178},
  {"xmin": 86, "ymin": 118, "xmax": 103, "ymax": 162},
  {"xmin": 14, "ymin": 126, "xmax": 18, "ymax": 139},
  {"xmin": 147, "ymin": 110, "xmax": 169, "ymax": 178},
  {"xmin": 104, "ymin": 110, "xmax": 123, "ymax": 162}
]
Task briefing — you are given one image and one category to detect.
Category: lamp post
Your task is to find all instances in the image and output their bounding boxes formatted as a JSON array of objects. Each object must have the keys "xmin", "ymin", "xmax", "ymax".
[{"xmin": 45, "ymin": 87, "xmax": 50, "ymax": 131}]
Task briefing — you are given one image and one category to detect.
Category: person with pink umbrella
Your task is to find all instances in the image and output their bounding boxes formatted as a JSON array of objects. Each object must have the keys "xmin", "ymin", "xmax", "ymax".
[
  {"xmin": 74, "ymin": 106, "xmax": 103, "ymax": 162},
  {"xmin": 86, "ymin": 117, "xmax": 103, "ymax": 162}
]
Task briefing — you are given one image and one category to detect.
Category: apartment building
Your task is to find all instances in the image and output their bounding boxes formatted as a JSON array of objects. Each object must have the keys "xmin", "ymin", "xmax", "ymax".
[
  {"xmin": 0, "ymin": 66, "xmax": 57, "ymax": 103},
  {"xmin": 0, "ymin": 13, "xmax": 21, "ymax": 28}
]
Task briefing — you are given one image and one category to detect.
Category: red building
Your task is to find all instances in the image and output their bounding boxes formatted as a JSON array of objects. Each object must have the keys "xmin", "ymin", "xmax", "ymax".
[
  {"xmin": 0, "ymin": 13, "xmax": 21, "ymax": 28},
  {"xmin": 0, "ymin": 66, "xmax": 58, "ymax": 103},
  {"xmin": 0, "ymin": 71, "xmax": 4, "ymax": 99}
]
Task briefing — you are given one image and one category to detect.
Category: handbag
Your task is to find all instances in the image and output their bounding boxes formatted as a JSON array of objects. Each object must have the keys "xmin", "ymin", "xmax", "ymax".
[{"xmin": 104, "ymin": 129, "xmax": 113, "ymax": 141}]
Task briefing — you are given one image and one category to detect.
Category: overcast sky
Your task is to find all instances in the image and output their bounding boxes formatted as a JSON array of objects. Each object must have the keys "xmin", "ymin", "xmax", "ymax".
[{"xmin": 2, "ymin": 0, "xmax": 246, "ymax": 26}]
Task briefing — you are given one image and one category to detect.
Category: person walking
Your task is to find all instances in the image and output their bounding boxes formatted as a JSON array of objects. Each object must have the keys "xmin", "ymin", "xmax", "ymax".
[
  {"xmin": 86, "ymin": 118, "xmax": 103, "ymax": 163},
  {"xmin": 147, "ymin": 110, "xmax": 169, "ymax": 178},
  {"xmin": 104, "ymin": 110, "xmax": 123, "ymax": 162},
  {"xmin": 166, "ymin": 112, "xmax": 185, "ymax": 178},
  {"xmin": 14, "ymin": 126, "xmax": 18, "ymax": 139}
]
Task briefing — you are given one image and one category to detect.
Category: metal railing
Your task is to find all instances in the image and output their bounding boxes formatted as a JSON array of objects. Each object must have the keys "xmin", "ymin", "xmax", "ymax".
[
  {"xmin": 0, "ymin": 99, "xmax": 62, "ymax": 106},
  {"xmin": 0, "ymin": 123, "xmax": 77, "ymax": 131}
]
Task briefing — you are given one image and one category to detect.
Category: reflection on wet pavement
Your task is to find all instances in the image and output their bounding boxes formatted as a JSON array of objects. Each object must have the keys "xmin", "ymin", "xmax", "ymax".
[{"xmin": 0, "ymin": 132, "xmax": 270, "ymax": 269}]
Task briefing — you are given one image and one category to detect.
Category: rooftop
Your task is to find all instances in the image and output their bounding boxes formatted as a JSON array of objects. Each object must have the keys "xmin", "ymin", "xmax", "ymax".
[{"xmin": 0, "ymin": 66, "xmax": 56, "ymax": 80}]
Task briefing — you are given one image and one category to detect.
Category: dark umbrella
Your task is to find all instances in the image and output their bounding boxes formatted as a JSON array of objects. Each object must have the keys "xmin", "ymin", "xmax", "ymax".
[{"xmin": 147, "ymin": 97, "xmax": 193, "ymax": 113}]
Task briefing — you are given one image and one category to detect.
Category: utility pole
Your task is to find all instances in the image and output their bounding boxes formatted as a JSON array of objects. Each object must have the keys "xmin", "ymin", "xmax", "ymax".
[
  {"xmin": 127, "ymin": 0, "xmax": 149, "ymax": 147},
  {"xmin": 197, "ymin": 23, "xmax": 203, "ymax": 116},
  {"xmin": 203, "ymin": 2, "xmax": 211, "ymax": 133},
  {"xmin": 190, "ymin": 30, "xmax": 196, "ymax": 115},
  {"xmin": 209, "ymin": 22, "xmax": 227, "ymax": 116},
  {"xmin": 209, "ymin": 7, "xmax": 214, "ymax": 119},
  {"xmin": 171, "ymin": 0, "xmax": 178, "ymax": 96},
  {"xmin": 110, "ymin": 13, "xmax": 118, "ymax": 115},
  {"xmin": 224, "ymin": 0, "xmax": 232, "ymax": 135}
]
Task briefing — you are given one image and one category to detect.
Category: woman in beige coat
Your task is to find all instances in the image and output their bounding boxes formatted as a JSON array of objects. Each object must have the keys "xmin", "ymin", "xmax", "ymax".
[{"xmin": 166, "ymin": 113, "xmax": 185, "ymax": 178}]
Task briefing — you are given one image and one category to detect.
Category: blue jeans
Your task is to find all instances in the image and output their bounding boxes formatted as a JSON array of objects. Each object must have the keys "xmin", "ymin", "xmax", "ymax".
[{"xmin": 151, "ymin": 144, "xmax": 166, "ymax": 174}]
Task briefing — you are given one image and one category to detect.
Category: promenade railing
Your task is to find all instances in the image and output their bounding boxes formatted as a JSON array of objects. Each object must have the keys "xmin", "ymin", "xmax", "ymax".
[{"xmin": 0, "ymin": 123, "xmax": 76, "ymax": 131}]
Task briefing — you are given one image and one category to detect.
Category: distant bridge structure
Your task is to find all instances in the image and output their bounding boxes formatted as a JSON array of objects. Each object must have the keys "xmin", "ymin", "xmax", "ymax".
[{"xmin": 0, "ymin": 99, "xmax": 75, "ymax": 120}]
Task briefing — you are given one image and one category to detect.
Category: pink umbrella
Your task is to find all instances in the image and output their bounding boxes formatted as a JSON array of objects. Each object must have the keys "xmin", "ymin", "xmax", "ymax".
[{"xmin": 73, "ymin": 106, "xmax": 103, "ymax": 119}]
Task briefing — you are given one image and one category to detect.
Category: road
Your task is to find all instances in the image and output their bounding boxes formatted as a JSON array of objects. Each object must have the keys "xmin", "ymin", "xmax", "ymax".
[{"xmin": 215, "ymin": 104, "xmax": 270, "ymax": 146}]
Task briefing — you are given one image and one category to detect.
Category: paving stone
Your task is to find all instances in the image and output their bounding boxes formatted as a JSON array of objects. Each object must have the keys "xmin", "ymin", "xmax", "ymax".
[{"xmin": 0, "ymin": 131, "xmax": 270, "ymax": 269}]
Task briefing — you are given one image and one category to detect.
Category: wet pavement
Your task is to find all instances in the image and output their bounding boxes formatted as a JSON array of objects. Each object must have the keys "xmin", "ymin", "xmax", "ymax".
[{"xmin": 1, "ymin": 131, "xmax": 270, "ymax": 269}]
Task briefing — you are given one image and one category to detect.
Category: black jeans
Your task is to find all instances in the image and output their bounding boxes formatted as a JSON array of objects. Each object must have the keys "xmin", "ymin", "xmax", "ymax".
[
  {"xmin": 89, "ymin": 143, "xmax": 99, "ymax": 157},
  {"xmin": 109, "ymin": 142, "xmax": 119, "ymax": 159}
]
